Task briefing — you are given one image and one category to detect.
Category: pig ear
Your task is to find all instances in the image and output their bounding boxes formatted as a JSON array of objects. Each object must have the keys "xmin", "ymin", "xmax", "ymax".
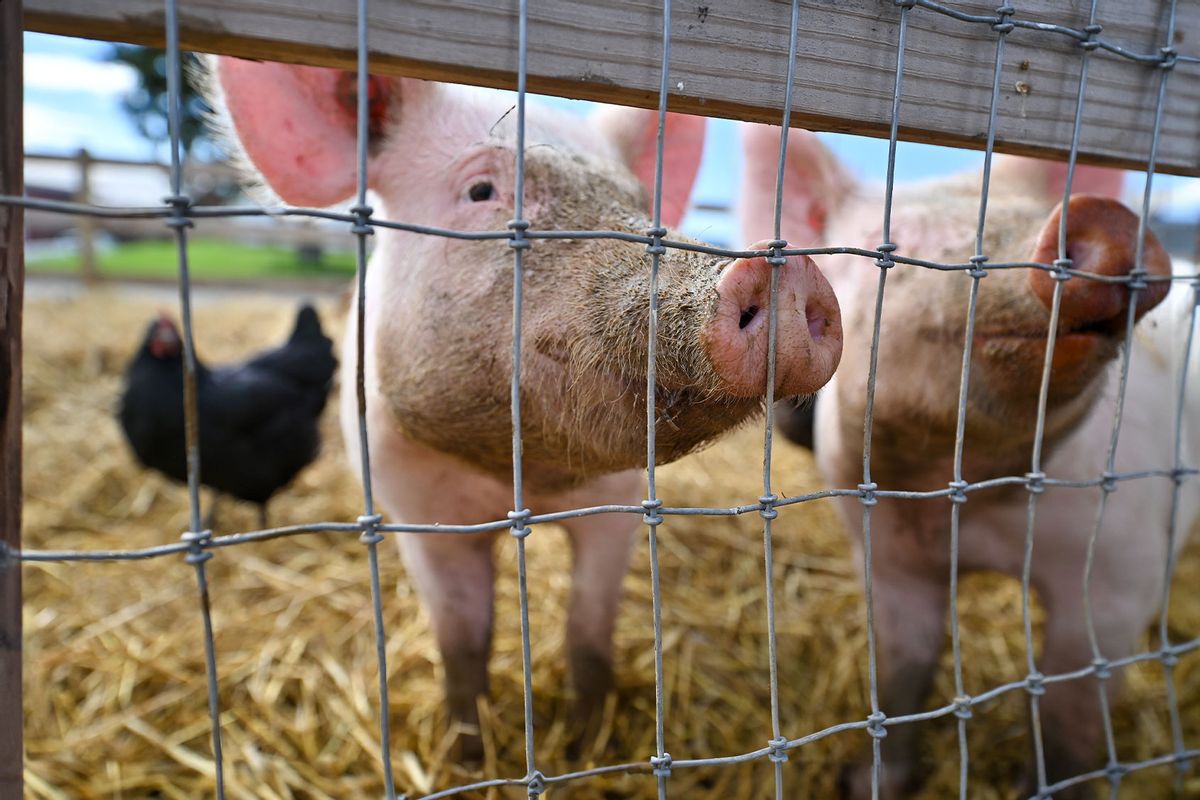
[
  {"xmin": 992, "ymin": 155, "xmax": 1126, "ymax": 203},
  {"xmin": 215, "ymin": 58, "xmax": 414, "ymax": 207},
  {"xmin": 739, "ymin": 124, "xmax": 853, "ymax": 246},
  {"xmin": 592, "ymin": 107, "xmax": 706, "ymax": 228}
]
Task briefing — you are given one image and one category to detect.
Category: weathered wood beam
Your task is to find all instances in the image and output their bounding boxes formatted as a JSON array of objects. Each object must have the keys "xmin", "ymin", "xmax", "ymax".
[
  {"xmin": 21, "ymin": 1, "xmax": 1200, "ymax": 176},
  {"xmin": 0, "ymin": 0, "xmax": 25, "ymax": 796},
  {"xmin": 23, "ymin": 0, "xmax": 1195, "ymax": 175}
]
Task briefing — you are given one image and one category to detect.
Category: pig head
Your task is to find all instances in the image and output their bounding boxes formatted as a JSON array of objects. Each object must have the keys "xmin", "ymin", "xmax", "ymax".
[
  {"xmin": 742, "ymin": 124, "xmax": 1194, "ymax": 798},
  {"xmin": 212, "ymin": 59, "xmax": 842, "ymax": 763}
]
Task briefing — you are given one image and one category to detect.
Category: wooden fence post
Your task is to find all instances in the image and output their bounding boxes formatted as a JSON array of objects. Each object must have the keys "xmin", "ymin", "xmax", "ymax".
[
  {"xmin": 0, "ymin": 0, "xmax": 25, "ymax": 796},
  {"xmin": 76, "ymin": 147, "xmax": 98, "ymax": 284}
]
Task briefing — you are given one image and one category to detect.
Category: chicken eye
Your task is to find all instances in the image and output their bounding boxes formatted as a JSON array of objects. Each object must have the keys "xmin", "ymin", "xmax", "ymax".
[{"xmin": 468, "ymin": 181, "xmax": 496, "ymax": 202}]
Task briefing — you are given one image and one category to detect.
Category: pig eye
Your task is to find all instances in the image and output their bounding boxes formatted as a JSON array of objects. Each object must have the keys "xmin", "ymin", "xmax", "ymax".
[{"xmin": 468, "ymin": 181, "xmax": 496, "ymax": 202}]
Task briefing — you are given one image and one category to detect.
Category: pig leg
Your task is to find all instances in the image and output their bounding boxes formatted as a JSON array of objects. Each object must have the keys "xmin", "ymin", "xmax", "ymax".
[
  {"xmin": 559, "ymin": 504, "xmax": 639, "ymax": 757},
  {"xmin": 842, "ymin": 559, "xmax": 949, "ymax": 800},
  {"xmin": 1030, "ymin": 571, "xmax": 1152, "ymax": 798},
  {"xmin": 397, "ymin": 531, "xmax": 497, "ymax": 762}
]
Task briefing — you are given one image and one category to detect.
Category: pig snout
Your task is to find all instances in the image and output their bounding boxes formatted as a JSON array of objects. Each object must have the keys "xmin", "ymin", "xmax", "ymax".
[
  {"xmin": 704, "ymin": 244, "xmax": 842, "ymax": 398},
  {"xmin": 1028, "ymin": 195, "xmax": 1171, "ymax": 332}
]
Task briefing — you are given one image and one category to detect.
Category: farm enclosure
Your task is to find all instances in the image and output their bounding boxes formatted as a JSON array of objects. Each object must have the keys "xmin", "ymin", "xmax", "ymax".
[{"xmin": 6, "ymin": 0, "xmax": 1200, "ymax": 798}]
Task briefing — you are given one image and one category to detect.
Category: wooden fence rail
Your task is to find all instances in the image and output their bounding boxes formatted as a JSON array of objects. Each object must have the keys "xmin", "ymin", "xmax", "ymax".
[
  {"xmin": 25, "ymin": 151, "xmax": 353, "ymax": 282},
  {"xmin": 0, "ymin": 2, "xmax": 23, "ymax": 797},
  {"xmin": 23, "ymin": 0, "xmax": 1200, "ymax": 177}
]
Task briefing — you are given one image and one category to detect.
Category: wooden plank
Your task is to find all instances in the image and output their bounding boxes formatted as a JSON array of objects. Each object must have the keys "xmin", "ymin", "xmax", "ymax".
[
  {"xmin": 0, "ymin": 0, "xmax": 24, "ymax": 796},
  {"xmin": 76, "ymin": 149, "xmax": 98, "ymax": 284},
  {"xmin": 22, "ymin": 0, "xmax": 1200, "ymax": 177},
  {"xmin": 26, "ymin": 151, "xmax": 241, "ymax": 177}
]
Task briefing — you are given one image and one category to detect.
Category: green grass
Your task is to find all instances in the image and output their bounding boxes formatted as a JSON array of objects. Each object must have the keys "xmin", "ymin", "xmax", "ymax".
[{"xmin": 27, "ymin": 239, "xmax": 357, "ymax": 281}]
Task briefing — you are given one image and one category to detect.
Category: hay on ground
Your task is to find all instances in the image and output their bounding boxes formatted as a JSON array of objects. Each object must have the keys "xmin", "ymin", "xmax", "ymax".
[{"xmin": 20, "ymin": 287, "xmax": 1200, "ymax": 798}]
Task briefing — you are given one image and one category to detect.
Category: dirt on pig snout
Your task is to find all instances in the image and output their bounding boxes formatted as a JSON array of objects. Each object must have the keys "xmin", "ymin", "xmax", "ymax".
[{"xmin": 20, "ymin": 287, "xmax": 1200, "ymax": 799}]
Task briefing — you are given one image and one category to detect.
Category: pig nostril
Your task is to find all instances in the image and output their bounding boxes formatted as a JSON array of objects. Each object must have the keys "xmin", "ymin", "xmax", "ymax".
[
  {"xmin": 739, "ymin": 306, "xmax": 759, "ymax": 330},
  {"xmin": 805, "ymin": 299, "xmax": 828, "ymax": 339}
]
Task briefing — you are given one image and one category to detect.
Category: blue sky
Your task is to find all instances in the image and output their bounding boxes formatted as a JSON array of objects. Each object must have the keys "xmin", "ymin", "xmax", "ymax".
[{"xmin": 24, "ymin": 32, "xmax": 1199, "ymax": 248}]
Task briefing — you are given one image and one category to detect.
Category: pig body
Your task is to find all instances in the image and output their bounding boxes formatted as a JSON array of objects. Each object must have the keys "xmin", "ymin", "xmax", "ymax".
[
  {"xmin": 742, "ymin": 126, "xmax": 1196, "ymax": 797},
  {"xmin": 213, "ymin": 62, "xmax": 842, "ymax": 759}
]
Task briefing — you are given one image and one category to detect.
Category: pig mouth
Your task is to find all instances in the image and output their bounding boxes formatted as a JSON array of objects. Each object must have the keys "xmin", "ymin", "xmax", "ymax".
[
  {"xmin": 974, "ymin": 312, "xmax": 1127, "ymax": 368},
  {"xmin": 975, "ymin": 312, "xmax": 1127, "ymax": 346}
]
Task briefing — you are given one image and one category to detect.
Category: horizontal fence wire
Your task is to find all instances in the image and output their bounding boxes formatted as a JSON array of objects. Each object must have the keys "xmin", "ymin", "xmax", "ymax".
[{"xmin": 5, "ymin": 1, "xmax": 1200, "ymax": 799}]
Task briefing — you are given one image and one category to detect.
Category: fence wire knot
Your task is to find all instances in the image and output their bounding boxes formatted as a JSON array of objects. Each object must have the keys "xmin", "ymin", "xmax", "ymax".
[
  {"xmin": 858, "ymin": 482, "xmax": 879, "ymax": 507},
  {"xmin": 952, "ymin": 694, "xmax": 973, "ymax": 720},
  {"xmin": 1024, "ymin": 471, "xmax": 1046, "ymax": 495},
  {"xmin": 645, "ymin": 226, "xmax": 667, "ymax": 255},
  {"xmin": 180, "ymin": 529, "xmax": 213, "ymax": 564},
  {"xmin": 508, "ymin": 218, "xmax": 531, "ymax": 249},
  {"xmin": 968, "ymin": 254, "xmax": 989, "ymax": 279},
  {"xmin": 1092, "ymin": 657, "xmax": 1112, "ymax": 681},
  {"xmin": 524, "ymin": 769, "xmax": 546, "ymax": 796},
  {"xmin": 1159, "ymin": 46, "xmax": 1178, "ymax": 70},
  {"xmin": 948, "ymin": 480, "xmax": 969, "ymax": 505},
  {"xmin": 1127, "ymin": 269, "xmax": 1149, "ymax": 292},
  {"xmin": 1025, "ymin": 672, "xmax": 1046, "ymax": 696},
  {"xmin": 507, "ymin": 508, "xmax": 532, "ymax": 539},
  {"xmin": 1100, "ymin": 470, "xmax": 1118, "ymax": 493},
  {"xmin": 650, "ymin": 752, "xmax": 673, "ymax": 777},
  {"xmin": 992, "ymin": 5, "xmax": 1014, "ymax": 33},
  {"xmin": 767, "ymin": 736, "xmax": 790, "ymax": 763},
  {"xmin": 357, "ymin": 514, "xmax": 384, "ymax": 545},
  {"xmin": 874, "ymin": 242, "xmax": 897, "ymax": 270},
  {"xmin": 1105, "ymin": 761, "xmax": 1128, "ymax": 781},
  {"xmin": 1051, "ymin": 258, "xmax": 1072, "ymax": 280},
  {"xmin": 767, "ymin": 239, "xmax": 788, "ymax": 267},
  {"xmin": 1160, "ymin": 647, "xmax": 1179, "ymax": 668},
  {"xmin": 758, "ymin": 494, "xmax": 779, "ymax": 520},
  {"xmin": 1080, "ymin": 24, "xmax": 1103, "ymax": 51},
  {"xmin": 866, "ymin": 711, "xmax": 888, "ymax": 739},
  {"xmin": 163, "ymin": 193, "xmax": 193, "ymax": 230},
  {"xmin": 350, "ymin": 203, "xmax": 375, "ymax": 236},
  {"xmin": 642, "ymin": 498, "xmax": 664, "ymax": 527}
]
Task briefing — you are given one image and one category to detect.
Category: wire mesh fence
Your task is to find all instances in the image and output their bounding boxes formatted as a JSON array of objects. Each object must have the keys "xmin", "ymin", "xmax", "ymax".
[{"xmin": 4, "ymin": 1, "xmax": 1200, "ymax": 798}]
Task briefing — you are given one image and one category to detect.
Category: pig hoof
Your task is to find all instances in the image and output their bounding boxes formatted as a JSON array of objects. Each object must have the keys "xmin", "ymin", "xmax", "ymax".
[
  {"xmin": 565, "ymin": 692, "xmax": 618, "ymax": 763},
  {"xmin": 451, "ymin": 729, "xmax": 485, "ymax": 766}
]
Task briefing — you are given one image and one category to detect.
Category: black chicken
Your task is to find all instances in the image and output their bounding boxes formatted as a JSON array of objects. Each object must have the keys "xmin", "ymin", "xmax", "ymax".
[{"xmin": 118, "ymin": 304, "xmax": 337, "ymax": 529}]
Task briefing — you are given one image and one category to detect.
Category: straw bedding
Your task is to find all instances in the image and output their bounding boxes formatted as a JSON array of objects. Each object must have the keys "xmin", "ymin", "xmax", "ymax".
[{"xmin": 21, "ymin": 288, "xmax": 1199, "ymax": 798}]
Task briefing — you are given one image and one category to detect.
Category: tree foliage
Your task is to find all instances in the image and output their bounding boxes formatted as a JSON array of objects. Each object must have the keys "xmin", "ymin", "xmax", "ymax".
[{"xmin": 107, "ymin": 45, "xmax": 213, "ymax": 158}]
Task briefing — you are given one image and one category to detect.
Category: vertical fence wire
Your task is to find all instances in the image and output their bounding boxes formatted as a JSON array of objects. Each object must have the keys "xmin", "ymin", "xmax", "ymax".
[
  {"xmin": 505, "ymin": 0, "xmax": 542, "ymax": 795},
  {"xmin": 644, "ymin": 1, "xmax": 674, "ymax": 797},
  {"xmin": 1136, "ymin": 10, "xmax": 1195, "ymax": 789},
  {"xmin": 1079, "ymin": 4, "xmax": 1179, "ymax": 797},
  {"xmin": 1158, "ymin": 272, "xmax": 1199, "ymax": 790},
  {"xmin": 349, "ymin": 0, "xmax": 399, "ymax": 795},
  {"xmin": 162, "ymin": 0, "xmax": 225, "ymax": 795},
  {"xmin": 859, "ymin": 3, "xmax": 914, "ymax": 796},
  {"xmin": 1019, "ymin": 3, "xmax": 1100, "ymax": 794},
  {"xmin": 759, "ymin": 0, "xmax": 805, "ymax": 794},
  {"xmin": 945, "ymin": 7, "xmax": 1014, "ymax": 798}
]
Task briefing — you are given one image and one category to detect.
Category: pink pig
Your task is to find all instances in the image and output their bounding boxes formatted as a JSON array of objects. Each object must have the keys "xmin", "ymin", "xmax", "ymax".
[
  {"xmin": 742, "ymin": 125, "xmax": 1197, "ymax": 797},
  {"xmin": 212, "ymin": 60, "xmax": 843, "ymax": 758}
]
